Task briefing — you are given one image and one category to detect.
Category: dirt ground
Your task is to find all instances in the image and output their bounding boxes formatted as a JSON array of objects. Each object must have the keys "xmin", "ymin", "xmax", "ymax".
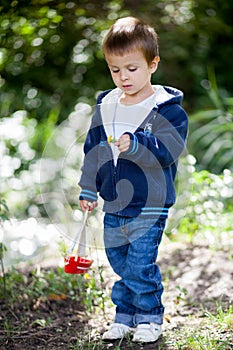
[{"xmin": 1, "ymin": 239, "xmax": 233, "ymax": 350}]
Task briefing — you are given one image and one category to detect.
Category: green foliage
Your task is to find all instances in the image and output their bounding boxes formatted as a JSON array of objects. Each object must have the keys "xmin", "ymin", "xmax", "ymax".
[
  {"xmin": 188, "ymin": 68, "xmax": 233, "ymax": 173},
  {"xmin": 174, "ymin": 285, "xmax": 188, "ymax": 305},
  {"xmin": 205, "ymin": 304, "xmax": 233, "ymax": 332},
  {"xmin": 0, "ymin": 0, "xmax": 127, "ymax": 122},
  {"xmin": 0, "ymin": 198, "xmax": 9, "ymax": 297},
  {"xmin": 124, "ymin": 0, "xmax": 233, "ymax": 110},
  {"xmin": 0, "ymin": 198, "xmax": 9, "ymax": 222},
  {"xmin": 0, "ymin": 266, "xmax": 84, "ymax": 301},
  {"xmin": 0, "ymin": 263, "xmax": 108, "ymax": 317},
  {"xmin": 0, "ymin": 264, "xmax": 112, "ymax": 348},
  {"xmin": 1, "ymin": 0, "xmax": 233, "ymax": 124},
  {"xmin": 170, "ymin": 164, "xmax": 233, "ymax": 246},
  {"xmin": 83, "ymin": 264, "xmax": 109, "ymax": 314}
]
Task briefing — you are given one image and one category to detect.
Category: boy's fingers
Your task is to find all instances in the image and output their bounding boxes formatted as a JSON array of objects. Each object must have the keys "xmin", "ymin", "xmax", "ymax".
[
  {"xmin": 86, "ymin": 201, "xmax": 98, "ymax": 211},
  {"xmin": 117, "ymin": 134, "xmax": 130, "ymax": 152}
]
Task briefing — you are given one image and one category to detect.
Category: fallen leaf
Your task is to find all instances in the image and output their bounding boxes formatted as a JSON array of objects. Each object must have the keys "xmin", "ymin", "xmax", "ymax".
[{"xmin": 49, "ymin": 293, "xmax": 67, "ymax": 300}]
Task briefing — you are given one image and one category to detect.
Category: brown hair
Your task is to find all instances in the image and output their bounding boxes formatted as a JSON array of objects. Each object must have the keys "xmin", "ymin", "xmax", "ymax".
[{"xmin": 102, "ymin": 17, "xmax": 159, "ymax": 64}]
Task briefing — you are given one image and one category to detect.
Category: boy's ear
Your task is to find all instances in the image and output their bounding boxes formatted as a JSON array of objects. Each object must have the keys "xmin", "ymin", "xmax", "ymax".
[{"xmin": 150, "ymin": 56, "xmax": 160, "ymax": 73}]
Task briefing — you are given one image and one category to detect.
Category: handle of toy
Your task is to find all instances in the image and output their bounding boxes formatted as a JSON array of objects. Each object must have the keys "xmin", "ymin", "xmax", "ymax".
[
  {"xmin": 74, "ymin": 210, "xmax": 88, "ymax": 260},
  {"xmin": 66, "ymin": 210, "xmax": 88, "ymax": 256}
]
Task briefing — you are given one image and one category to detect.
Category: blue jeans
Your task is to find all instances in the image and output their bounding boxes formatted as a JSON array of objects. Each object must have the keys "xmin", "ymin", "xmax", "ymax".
[{"xmin": 104, "ymin": 213, "xmax": 166, "ymax": 327}]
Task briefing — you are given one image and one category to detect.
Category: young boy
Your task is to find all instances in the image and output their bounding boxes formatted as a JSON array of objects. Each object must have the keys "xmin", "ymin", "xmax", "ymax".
[{"xmin": 79, "ymin": 17, "xmax": 188, "ymax": 343}]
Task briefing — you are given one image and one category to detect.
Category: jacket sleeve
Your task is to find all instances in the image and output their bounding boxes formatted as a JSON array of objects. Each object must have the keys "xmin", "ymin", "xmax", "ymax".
[
  {"xmin": 122, "ymin": 104, "xmax": 188, "ymax": 168},
  {"xmin": 78, "ymin": 112, "xmax": 101, "ymax": 202}
]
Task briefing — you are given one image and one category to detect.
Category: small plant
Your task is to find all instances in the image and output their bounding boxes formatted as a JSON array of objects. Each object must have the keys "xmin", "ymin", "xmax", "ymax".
[
  {"xmin": 58, "ymin": 239, "xmax": 68, "ymax": 257},
  {"xmin": 82, "ymin": 264, "xmax": 109, "ymax": 315},
  {"xmin": 174, "ymin": 285, "xmax": 188, "ymax": 306},
  {"xmin": 31, "ymin": 318, "xmax": 52, "ymax": 327},
  {"xmin": 205, "ymin": 304, "xmax": 233, "ymax": 332},
  {"xmin": 0, "ymin": 198, "xmax": 9, "ymax": 298}
]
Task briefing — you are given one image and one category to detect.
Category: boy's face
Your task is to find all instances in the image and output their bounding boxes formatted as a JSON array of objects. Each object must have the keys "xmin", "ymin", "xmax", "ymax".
[{"xmin": 105, "ymin": 50, "xmax": 159, "ymax": 102}]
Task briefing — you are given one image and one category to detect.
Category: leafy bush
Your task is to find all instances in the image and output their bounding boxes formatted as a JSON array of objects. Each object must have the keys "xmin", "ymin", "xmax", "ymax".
[
  {"xmin": 188, "ymin": 69, "xmax": 233, "ymax": 174},
  {"xmin": 169, "ymin": 158, "xmax": 233, "ymax": 247},
  {"xmin": 0, "ymin": 198, "xmax": 9, "ymax": 296}
]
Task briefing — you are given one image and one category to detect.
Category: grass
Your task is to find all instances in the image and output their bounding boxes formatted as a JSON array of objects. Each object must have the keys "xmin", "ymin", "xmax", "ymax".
[
  {"xmin": 1, "ymin": 248, "xmax": 233, "ymax": 349},
  {"xmin": 1, "ymin": 266, "xmax": 233, "ymax": 350},
  {"xmin": 205, "ymin": 304, "xmax": 233, "ymax": 330},
  {"xmin": 175, "ymin": 327, "xmax": 233, "ymax": 350},
  {"xmin": 171, "ymin": 304, "xmax": 233, "ymax": 350}
]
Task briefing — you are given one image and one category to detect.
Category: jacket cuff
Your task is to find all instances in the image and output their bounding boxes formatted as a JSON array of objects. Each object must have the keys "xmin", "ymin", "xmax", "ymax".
[
  {"xmin": 79, "ymin": 189, "xmax": 98, "ymax": 202},
  {"xmin": 123, "ymin": 132, "xmax": 138, "ymax": 155}
]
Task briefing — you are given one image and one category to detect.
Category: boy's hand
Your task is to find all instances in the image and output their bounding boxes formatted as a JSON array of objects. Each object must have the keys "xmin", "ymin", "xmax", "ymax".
[
  {"xmin": 115, "ymin": 134, "xmax": 130, "ymax": 152},
  {"xmin": 80, "ymin": 200, "xmax": 98, "ymax": 212}
]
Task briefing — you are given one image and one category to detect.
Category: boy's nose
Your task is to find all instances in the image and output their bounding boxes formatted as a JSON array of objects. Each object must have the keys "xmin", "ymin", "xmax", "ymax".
[{"xmin": 120, "ymin": 71, "xmax": 128, "ymax": 81}]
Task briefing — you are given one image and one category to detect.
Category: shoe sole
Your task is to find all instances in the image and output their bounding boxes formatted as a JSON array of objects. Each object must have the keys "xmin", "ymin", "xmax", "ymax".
[
  {"xmin": 132, "ymin": 332, "xmax": 162, "ymax": 343},
  {"xmin": 102, "ymin": 329, "xmax": 135, "ymax": 340}
]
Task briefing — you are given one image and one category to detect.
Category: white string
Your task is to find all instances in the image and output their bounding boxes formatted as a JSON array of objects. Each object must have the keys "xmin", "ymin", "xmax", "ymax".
[{"xmin": 66, "ymin": 209, "xmax": 88, "ymax": 256}]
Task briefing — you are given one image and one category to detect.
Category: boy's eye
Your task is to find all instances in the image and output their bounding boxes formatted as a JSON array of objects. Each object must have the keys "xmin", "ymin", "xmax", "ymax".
[{"xmin": 110, "ymin": 67, "xmax": 137, "ymax": 73}]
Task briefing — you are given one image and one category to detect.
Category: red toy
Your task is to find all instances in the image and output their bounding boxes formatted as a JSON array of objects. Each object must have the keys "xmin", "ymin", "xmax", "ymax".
[{"xmin": 64, "ymin": 210, "xmax": 93, "ymax": 274}]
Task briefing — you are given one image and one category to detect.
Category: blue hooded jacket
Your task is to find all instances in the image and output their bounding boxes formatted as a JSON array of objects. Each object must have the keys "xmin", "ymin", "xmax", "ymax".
[{"xmin": 79, "ymin": 86, "xmax": 188, "ymax": 219}]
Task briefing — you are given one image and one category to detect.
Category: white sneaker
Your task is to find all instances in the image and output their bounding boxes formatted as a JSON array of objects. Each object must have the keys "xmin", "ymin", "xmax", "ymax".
[
  {"xmin": 102, "ymin": 323, "xmax": 133, "ymax": 340},
  {"xmin": 132, "ymin": 323, "xmax": 162, "ymax": 343}
]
